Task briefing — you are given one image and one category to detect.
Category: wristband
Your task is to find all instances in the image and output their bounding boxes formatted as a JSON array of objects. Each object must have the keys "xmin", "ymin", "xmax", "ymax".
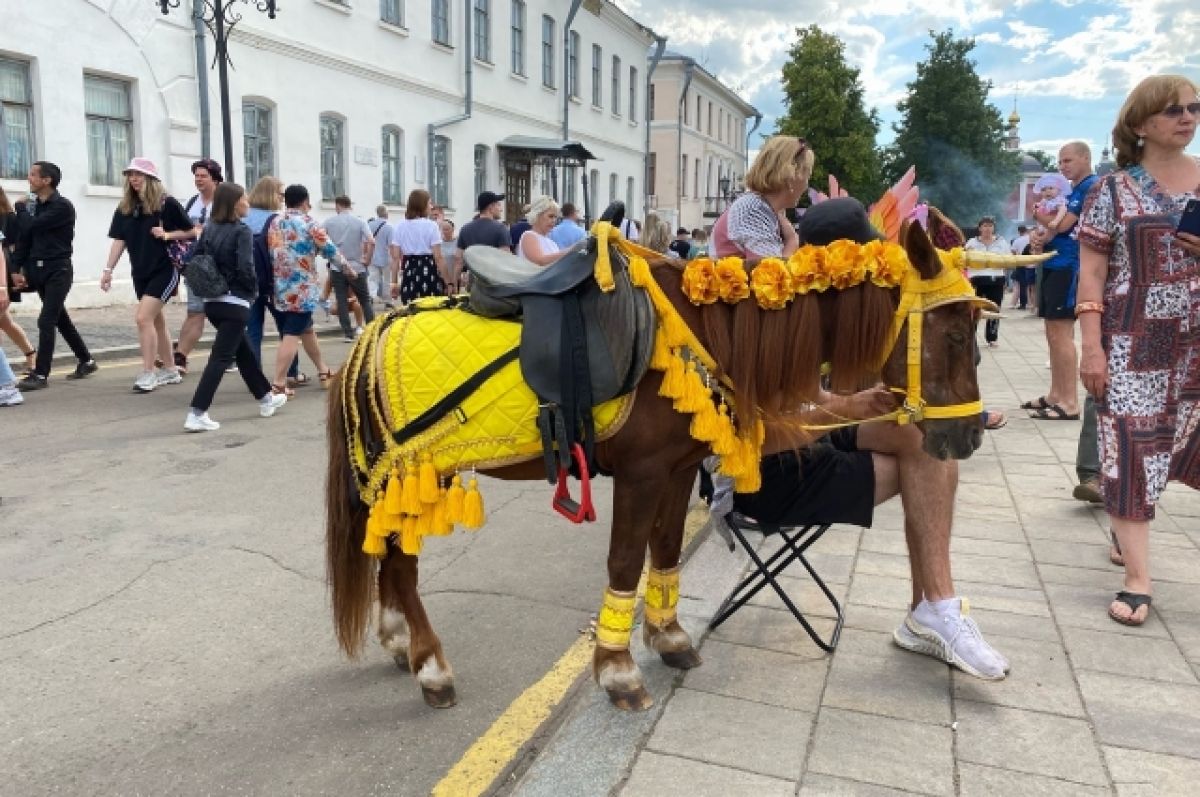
[{"xmin": 1074, "ymin": 301, "xmax": 1104, "ymax": 317}]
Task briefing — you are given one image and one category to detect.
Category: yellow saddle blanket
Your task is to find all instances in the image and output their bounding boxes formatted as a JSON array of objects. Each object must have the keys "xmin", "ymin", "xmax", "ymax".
[{"xmin": 345, "ymin": 299, "xmax": 633, "ymax": 519}]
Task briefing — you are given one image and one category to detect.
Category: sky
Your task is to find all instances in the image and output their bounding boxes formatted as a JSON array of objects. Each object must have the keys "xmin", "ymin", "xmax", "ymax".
[{"xmin": 617, "ymin": 0, "xmax": 1200, "ymax": 162}]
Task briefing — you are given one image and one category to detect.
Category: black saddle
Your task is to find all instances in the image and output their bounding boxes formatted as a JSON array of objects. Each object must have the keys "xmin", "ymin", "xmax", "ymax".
[{"xmin": 464, "ymin": 202, "xmax": 654, "ymax": 486}]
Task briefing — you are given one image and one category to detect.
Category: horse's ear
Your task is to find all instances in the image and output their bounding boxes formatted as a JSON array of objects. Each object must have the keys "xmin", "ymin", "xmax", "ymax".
[{"xmin": 902, "ymin": 219, "xmax": 940, "ymax": 280}]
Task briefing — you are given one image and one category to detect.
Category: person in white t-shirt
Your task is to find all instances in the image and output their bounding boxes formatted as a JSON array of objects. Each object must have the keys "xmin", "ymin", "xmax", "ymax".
[
  {"xmin": 173, "ymin": 158, "xmax": 222, "ymax": 374},
  {"xmin": 517, "ymin": 195, "xmax": 569, "ymax": 267}
]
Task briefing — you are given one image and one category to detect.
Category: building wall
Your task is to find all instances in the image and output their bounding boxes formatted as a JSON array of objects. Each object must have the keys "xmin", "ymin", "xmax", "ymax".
[
  {"xmin": 646, "ymin": 58, "xmax": 752, "ymax": 232},
  {"xmin": 0, "ymin": 0, "xmax": 653, "ymax": 307}
]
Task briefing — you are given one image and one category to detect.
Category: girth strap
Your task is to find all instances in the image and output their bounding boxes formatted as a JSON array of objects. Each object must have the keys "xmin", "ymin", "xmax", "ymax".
[{"xmin": 391, "ymin": 346, "xmax": 520, "ymax": 446}]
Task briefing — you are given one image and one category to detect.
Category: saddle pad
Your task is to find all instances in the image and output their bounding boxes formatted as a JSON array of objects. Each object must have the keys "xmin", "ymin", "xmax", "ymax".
[{"xmin": 353, "ymin": 305, "xmax": 633, "ymax": 494}]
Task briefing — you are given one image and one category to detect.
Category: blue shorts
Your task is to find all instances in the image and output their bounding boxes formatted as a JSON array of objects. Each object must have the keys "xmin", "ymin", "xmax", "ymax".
[
  {"xmin": 277, "ymin": 311, "xmax": 314, "ymax": 336},
  {"xmin": 185, "ymin": 278, "xmax": 205, "ymax": 313}
]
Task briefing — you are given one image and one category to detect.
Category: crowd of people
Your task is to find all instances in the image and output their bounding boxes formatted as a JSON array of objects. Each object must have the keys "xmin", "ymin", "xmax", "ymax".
[{"xmin": 2, "ymin": 73, "xmax": 1197, "ymax": 644}]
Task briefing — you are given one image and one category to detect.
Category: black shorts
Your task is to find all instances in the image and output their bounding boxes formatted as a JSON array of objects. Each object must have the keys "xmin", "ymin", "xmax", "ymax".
[
  {"xmin": 1038, "ymin": 269, "xmax": 1076, "ymax": 320},
  {"xmin": 133, "ymin": 268, "xmax": 180, "ymax": 302},
  {"xmin": 733, "ymin": 427, "xmax": 876, "ymax": 528}
]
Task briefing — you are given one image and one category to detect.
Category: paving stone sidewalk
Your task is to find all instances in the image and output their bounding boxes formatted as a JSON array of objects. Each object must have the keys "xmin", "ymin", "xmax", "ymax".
[{"xmin": 619, "ymin": 306, "xmax": 1200, "ymax": 796}]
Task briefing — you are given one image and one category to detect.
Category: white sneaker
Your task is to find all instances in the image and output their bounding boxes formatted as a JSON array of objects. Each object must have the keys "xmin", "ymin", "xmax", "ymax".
[
  {"xmin": 0, "ymin": 384, "xmax": 24, "ymax": 406},
  {"xmin": 895, "ymin": 599, "xmax": 1008, "ymax": 680},
  {"xmin": 259, "ymin": 391, "xmax": 287, "ymax": 417},
  {"xmin": 155, "ymin": 368, "xmax": 183, "ymax": 386},
  {"xmin": 184, "ymin": 411, "xmax": 220, "ymax": 432},
  {"xmin": 354, "ymin": 326, "xmax": 364, "ymax": 338},
  {"xmin": 133, "ymin": 371, "xmax": 158, "ymax": 393}
]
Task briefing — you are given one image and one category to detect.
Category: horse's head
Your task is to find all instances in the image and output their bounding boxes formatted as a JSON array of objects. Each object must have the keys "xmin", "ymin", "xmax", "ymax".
[{"xmin": 879, "ymin": 221, "xmax": 987, "ymax": 460}]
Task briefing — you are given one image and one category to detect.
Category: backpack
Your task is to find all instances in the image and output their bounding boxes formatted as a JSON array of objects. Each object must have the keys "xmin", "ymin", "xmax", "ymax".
[{"xmin": 253, "ymin": 213, "xmax": 279, "ymax": 298}]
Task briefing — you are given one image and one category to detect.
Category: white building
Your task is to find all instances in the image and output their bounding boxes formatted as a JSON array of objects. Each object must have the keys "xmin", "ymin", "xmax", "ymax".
[
  {"xmin": 0, "ymin": 0, "xmax": 657, "ymax": 307},
  {"xmin": 646, "ymin": 53, "xmax": 759, "ymax": 232}
]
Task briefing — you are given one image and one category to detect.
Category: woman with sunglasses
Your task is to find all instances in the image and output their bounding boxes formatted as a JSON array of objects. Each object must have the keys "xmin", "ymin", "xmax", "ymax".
[
  {"xmin": 1076, "ymin": 74, "xmax": 1200, "ymax": 626},
  {"xmin": 710, "ymin": 136, "xmax": 810, "ymax": 259}
]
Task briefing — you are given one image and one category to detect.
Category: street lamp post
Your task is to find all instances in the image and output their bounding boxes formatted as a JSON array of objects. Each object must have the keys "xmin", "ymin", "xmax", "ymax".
[
  {"xmin": 157, "ymin": 0, "xmax": 278, "ymax": 183},
  {"xmin": 718, "ymin": 175, "xmax": 730, "ymax": 205}
]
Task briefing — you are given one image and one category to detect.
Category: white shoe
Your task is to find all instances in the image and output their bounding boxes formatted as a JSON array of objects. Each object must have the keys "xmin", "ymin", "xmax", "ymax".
[
  {"xmin": 184, "ymin": 411, "xmax": 220, "ymax": 432},
  {"xmin": 259, "ymin": 392, "xmax": 287, "ymax": 417},
  {"xmin": 0, "ymin": 383, "xmax": 24, "ymax": 406},
  {"xmin": 895, "ymin": 599, "xmax": 1008, "ymax": 680},
  {"xmin": 134, "ymin": 371, "xmax": 158, "ymax": 393},
  {"xmin": 155, "ymin": 368, "xmax": 183, "ymax": 386},
  {"xmin": 354, "ymin": 326, "xmax": 364, "ymax": 338}
]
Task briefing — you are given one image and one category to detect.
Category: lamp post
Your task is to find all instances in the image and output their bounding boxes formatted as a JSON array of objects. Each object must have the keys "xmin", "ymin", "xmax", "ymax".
[
  {"xmin": 157, "ymin": 0, "xmax": 279, "ymax": 183},
  {"xmin": 718, "ymin": 175, "xmax": 730, "ymax": 204}
]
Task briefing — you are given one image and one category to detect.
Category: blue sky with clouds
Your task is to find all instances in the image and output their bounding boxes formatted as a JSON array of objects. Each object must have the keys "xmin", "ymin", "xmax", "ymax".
[{"xmin": 618, "ymin": 0, "xmax": 1200, "ymax": 161}]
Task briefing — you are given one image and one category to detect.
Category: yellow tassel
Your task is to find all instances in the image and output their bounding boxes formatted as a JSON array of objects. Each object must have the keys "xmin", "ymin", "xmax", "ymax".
[
  {"xmin": 384, "ymin": 468, "xmax": 403, "ymax": 515},
  {"xmin": 661, "ymin": 308, "xmax": 689, "ymax": 347},
  {"xmin": 446, "ymin": 474, "xmax": 465, "ymax": 524},
  {"xmin": 401, "ymin": 462, "xmax": 423, "ymax": 516},
  {"xmin": 712, "ymin": 406, "xmax": 738, "ymax": 457},
  {"xmin": 362, "ymin": 493, "xmax": 388, "ymax": 557},
  {"xmin": 650, "ymin": 330, "xmax": 671, "ymax": 370},
  {"xmin": 659, "ymin": 354, "xmax": 685, "ymax": 400},
  {"xmin": 400, "ymin": 515, "xmax": 422, "ymax": 555},
  {"xmin": 690, "ymin": 401, "xmax": 721, "ymax": 443},
  {"xmin": 675, "ymin": 363, "xmax": 709, "ymax": 413},
  {"xmin": 462, "ymin": 478, "xmax": 485, "ymax": 529},
  {"xmin": 362, "ymin": 526, "xmax": 387, "ymax": 557},
  {"xmin": 419, "ymin": 454, "xmax": 439, "ymax": 505},
  {"xmin": 733, "ymin": 467, "xmax": 762, "ymax": 494},
  {"xmin": 429, "ymin": 489, "xmax": 452, "ymax": 535},
  {"xmin": 415, "ymin": 505, "xmax": 433, "ymax": 536}
]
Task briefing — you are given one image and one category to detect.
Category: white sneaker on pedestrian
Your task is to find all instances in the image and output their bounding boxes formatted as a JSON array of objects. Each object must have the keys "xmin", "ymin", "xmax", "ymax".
[
  {"xmin": 0, "ymin": 383, "xmax": 24, "ymax": 406},
  {"xmin": 134, "ymin": 371, "xmax": 158, "ymax": 393},
  {"xmin": 354, "ymin": 326, "xmax": 364, "ymax": 338},
  {"xmin": 184, "ymin": 411, "xmax": 220, "ymax": 432},
  {"xmin": 895, "ymin": 599, "xmax": 1008, "ymax": 680},
  {"xmin": 155, "ymin": 368, "xmax": 183, "ymax": 386},
  {"xmin": 259, "ymin": 391, "xmax": 287, "ymax": 417}
]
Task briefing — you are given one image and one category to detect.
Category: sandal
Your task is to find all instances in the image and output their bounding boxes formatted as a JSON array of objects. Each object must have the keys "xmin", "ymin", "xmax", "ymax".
[
  {"xmin": 1020, "ymin": 396, "xmax": 1049, "ymax": 410},
  {"xmin": 983, "ymin": 409, "xmax": 1007, "ymax": 430},
  {"xmin": 1109, "ymin": 530, "xmax": 1124, "ymax": 567},
  {"xmin": 271, "ymin": 383, "xmax": 295, "ymax": 398},
  {"xmin": 1108, "ymin": 590, "xmax": 1152, "ymax": 627},
  {"xmin": 318, "ymin": 369, "xmax": 335, "ymax": 389},
  {"xmin": 287, "ymin": 372, "xmax": 311, "ymax": 388},
  {"xmin": 1029, "ymin": 403, "xmax": 1080, "ymax": 421}
]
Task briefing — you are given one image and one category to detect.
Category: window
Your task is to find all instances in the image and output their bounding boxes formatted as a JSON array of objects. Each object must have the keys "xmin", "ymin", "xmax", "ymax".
[
  {"xmin": 626, "ymin": 177, "xmax": 634, "ymax": 214},
  {"xmin": 591, "ymin": 45, "xmax": 602, "ymax": 107},
  {"xmin": 380, "ymin": 0, "xmax": 404, "ymax": 26},
  {"xmin": 84, "ymin": 75, "xmax": 133, "ymax": 187},
  {"xmin": 693, "ymin": 158, "xmax": 700, "ymax": 199},
  {"xmin": 432, "ymin": 0, "xmax": 451, "ymax": 45},
  {"xmin": 473, "ymin": 0, "xmax": 490, "ymax": 61},
  {"xmin": 680, "ymin": 154, "xmax": 687, "ymax": 198},
  {"xmin": 510, "ymin": 0, "xmax": 525, "ymax": 75},
  {"xmin": 589, "ymin": 168, "xmax": 598, "ymax": 218},
  {"xmin": 567, "ymin": 31, "xmax": 580, "ymax": 98},
  {"xmin": 610, "ymin": 55, "xmax": 620, "ymax": 115},
  {"xmin": 432, "ymin": 134, "xmax": 450, "ymax": 206},
  {"xmin": 609, "ymin": 172, "xmax": 617, "ymax": 204},
  {"xmin": 474, "ymin": 144, "xmax": 488, "ymax": 198},
  {"xmin": 564, "ymin": 164, "xmax": 577, "ymax": 204},
  {"xmin": 628, "ymin": 66, "xmax": 637, "ymax": 122},
  {"xmin": 695, "ymin": 95, "xmax": 701, "ymax": 129},
  {"xmin": 717, "ymin": 109, "xmax": 723, "ymax": 142},
  {"xmin": 242, "ymin": 102, "xmax": 274, "ymax": 188},
  {"xmin": 647, "ymin": 153, "xmax": 656, "ymax": 197},
  {"xmin": 648, "ymin": 83, "xmax": 655, "ymax": 122},
  {"xmin": 540, "ymin": 15, "xmax": 555, "ymax": 88},
  {"xmin": 706, "ymin": 157, "xmax": 713, "ymax": 199},
  {"xmin": 319, "ymin": 114, "xmax": 346, "ymax": 199},
  {"xmin": 0, "ymin": 57, "xmax": 35, "ymax": 179},
  {"xmin": 682, "ymin": 90, "xmax": 689, "ymax": 125},
  {"xmin": 382, "ymin": 126, "xmax": 403, "ymax": 204},
  {"xmin": 707, "ymin": 101, "xmax": 712, "ymax": 135}
]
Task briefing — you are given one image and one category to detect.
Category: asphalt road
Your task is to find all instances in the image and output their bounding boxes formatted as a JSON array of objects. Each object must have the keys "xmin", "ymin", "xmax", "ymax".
[{"xmin": 0, "ymin": 341, "xmax": 616, "ymax": 796}]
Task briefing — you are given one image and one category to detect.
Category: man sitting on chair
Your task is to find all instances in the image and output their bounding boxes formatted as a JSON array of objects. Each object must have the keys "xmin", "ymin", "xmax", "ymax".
[{"xmin": 707, "ymin": 200, "xmax": 1010, "ymax": 681}]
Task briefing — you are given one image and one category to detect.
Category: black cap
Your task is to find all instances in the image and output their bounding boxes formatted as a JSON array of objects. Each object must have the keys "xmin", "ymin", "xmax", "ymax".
[
  {"xmin": 798, "ymin": 197, "xmax": 882, "ymax": 246},
  {"xmin": 477, "ymin": 190, "xmax": 504, "ymax": 212},
  {"xmin": 283, "ymin": 184, "xmax": 310, "ymax": 209}
]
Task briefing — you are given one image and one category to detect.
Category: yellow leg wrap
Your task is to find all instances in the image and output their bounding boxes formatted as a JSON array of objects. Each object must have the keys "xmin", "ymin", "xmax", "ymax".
[
  {"xmin": 644, "ymin": 566, "xmax": 680, "ymax": 628},
  {"xmin": 595, "ymin": 588, "xmax": 638, "ymax": 650}
]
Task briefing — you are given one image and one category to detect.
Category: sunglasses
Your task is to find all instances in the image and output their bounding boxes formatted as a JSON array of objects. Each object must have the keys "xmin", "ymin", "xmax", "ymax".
[{"xmin": 1161, "ymin": 102, "xmax": 1200, "ymax": 118}]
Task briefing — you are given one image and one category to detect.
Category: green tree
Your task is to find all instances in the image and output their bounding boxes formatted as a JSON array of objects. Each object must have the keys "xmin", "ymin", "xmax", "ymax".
[
  {"xmin": 887, "ymin": 30, "xmax": 1020, "ymax": 226},
  {"xmin": 776, "ymin": 26, "xmax": 884, "ymax": 201},
  {"xmin": 1024, "ymin": 149, "xmax": 1057, "ymax": 170}
]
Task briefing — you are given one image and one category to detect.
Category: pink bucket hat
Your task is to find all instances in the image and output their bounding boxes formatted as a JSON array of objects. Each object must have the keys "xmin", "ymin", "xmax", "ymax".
[{"xmin": 123, "ymin": 157, "xmax": 161, "ymax": 180}]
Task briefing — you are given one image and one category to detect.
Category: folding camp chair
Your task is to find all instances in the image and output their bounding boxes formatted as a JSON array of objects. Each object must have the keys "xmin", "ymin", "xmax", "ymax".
[{"xmin": 708, "ymin": 512, "xmax": 845, "ymax": 652}]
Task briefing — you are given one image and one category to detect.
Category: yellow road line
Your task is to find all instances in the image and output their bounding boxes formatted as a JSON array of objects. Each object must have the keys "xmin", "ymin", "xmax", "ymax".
[{"xmin": 431, "ymin": 505, "xmax": 710, "ymax": 797}]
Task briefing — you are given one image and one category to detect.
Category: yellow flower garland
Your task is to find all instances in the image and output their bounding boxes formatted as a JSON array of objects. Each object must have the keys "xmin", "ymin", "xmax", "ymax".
[{"xmin": 681, "ymin": 239, "xmax": 915, "ymax": 310}]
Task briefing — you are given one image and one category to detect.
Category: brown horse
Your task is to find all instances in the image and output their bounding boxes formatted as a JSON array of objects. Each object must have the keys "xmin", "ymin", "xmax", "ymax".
[{"xmin": 325, "ymin": 218, "xmax": 987, "ymax": 711}]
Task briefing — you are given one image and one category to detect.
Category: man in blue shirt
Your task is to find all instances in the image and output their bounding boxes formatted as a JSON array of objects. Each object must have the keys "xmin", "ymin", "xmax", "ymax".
[
  {"xmin": 1023, "ymin": 142, "xmax": 1097, "ymax": 421},
  {"xmin": 548, "ymin": 202, "xmax": 587, "ymax": 250}
]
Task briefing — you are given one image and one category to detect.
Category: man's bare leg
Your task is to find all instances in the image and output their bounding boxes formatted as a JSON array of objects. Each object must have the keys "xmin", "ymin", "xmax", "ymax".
[{"xmin": 1043, "ymin": 319, "xmax": 1079, "ymax": 415}]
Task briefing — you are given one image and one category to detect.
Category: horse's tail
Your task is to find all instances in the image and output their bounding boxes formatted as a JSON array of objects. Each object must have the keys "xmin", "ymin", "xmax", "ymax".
[{"xmin": 325, "ymin": 371, "xmax": 375, "ymax": 658}]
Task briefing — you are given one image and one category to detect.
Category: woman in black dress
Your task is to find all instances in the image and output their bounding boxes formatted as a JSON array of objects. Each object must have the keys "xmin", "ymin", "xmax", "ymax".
[{"xmin": 388, "ymin": 189, "xmax": 447, "ymax": 303}]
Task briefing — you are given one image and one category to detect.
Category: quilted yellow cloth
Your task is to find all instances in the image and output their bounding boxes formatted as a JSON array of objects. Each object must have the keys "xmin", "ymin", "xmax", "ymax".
[{"xmin": 349, "ymin": 301, "xmax": 633, "ymax": 502}]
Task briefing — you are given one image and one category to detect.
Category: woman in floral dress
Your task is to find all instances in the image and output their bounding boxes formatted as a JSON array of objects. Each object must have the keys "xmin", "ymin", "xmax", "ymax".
[{"xmin": 1077, "ymin": 74, "xmax": 1200, "ymax": 626}]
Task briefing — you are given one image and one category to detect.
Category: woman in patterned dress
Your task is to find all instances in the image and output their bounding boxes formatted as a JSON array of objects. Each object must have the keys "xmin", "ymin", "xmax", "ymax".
[
  {"xmin": 1077, "ymin": 74, "xmax": 1200, "ymax": 626},
  {"xmin": 388, "ymin": 189, "xmax": 446, "ymax": 303}
]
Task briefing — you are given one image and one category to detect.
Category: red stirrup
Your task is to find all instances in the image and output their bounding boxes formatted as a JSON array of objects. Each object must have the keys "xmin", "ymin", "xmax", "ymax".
[{"xmin": 553, "ymin": 443, "xmax": 596, "ymax": 523}]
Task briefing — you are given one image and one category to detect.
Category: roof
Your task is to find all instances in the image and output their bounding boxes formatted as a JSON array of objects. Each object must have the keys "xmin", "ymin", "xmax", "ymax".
[
  {"xmin": 655, "ymin": 51, "xmax": 759, "ymax": 118},
  {"xmin": 495, "ymin": 136, "xmax": 597, "ymax": 162}
]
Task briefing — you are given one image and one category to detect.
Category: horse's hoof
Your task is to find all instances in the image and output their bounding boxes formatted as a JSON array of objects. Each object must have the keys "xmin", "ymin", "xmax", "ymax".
[
  {"xmin": 607, "ymin": 686, "xmax": 654, "ymax": 711},
  {"xmin": 393, "ymin": 654, "xmax": 411, "ymax": 673},
  {"xmin": 659, "ymin": 647, "xmax": 703, "ymax": 670},
  {"xmin": 422, "ymin": 684, "xmax": 457, "ymax": 708}
]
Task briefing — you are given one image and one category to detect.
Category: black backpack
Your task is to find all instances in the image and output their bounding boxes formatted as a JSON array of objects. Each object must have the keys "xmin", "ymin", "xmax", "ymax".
[{"xmin": 253, "ymin": 213, "xmax": 279, "ymax": 298}]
